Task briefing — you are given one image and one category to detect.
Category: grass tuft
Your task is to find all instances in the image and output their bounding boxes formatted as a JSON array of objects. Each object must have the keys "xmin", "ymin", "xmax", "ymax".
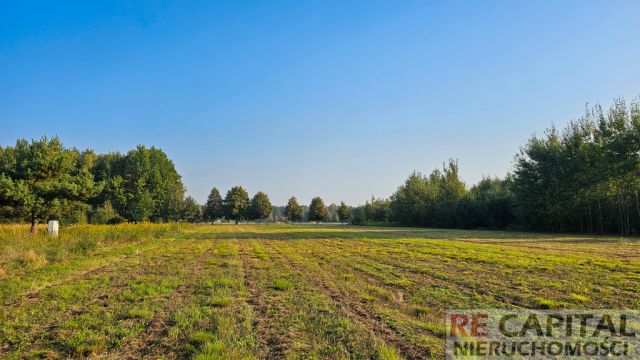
[
  {"xmin": 377, "ymin": 344, "xmax": 403, "ymax": 360},
  {"xmin": 208, "ymin": 296, "xmax": 232, "ymax": 308},
  {"xmin": 570, "ymin": 294, "xmax": 590, "ymax": 303},
  {"xmin": 534, "ymin": 297, "xmax": 557, "ymax": 309},
  {"xmin": 272, "ymin": 279, "xmax": 292, "ymax": 291}
]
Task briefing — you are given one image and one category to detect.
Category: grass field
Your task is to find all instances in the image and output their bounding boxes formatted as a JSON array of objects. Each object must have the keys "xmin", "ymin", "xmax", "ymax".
[{"xmin": 0, "ymin": 223, "xmax": 638, "ymax": 359}]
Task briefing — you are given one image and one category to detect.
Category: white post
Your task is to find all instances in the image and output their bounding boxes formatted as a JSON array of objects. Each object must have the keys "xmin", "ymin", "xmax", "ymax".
[{"xmin": 48, "ymin": 220, "xmax": 59, "ymax": 237}]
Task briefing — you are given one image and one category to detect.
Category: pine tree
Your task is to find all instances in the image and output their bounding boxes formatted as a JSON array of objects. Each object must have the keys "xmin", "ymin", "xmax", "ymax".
[{"xmin": 0, "ymin": 137, "xmax": 102, "ymax": 233}]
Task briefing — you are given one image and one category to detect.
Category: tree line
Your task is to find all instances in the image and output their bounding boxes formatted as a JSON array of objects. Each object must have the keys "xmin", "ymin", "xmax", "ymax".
[
  {"xmin": 352, "ymin": 97, "xmax": 640, "ymax": 235},
  {"xmin": 2, "ymin": 96, "xmax": 638, "ymax": 235},
  {"xmin": 0, "ymin": 138, "xmax": 351, "ymax": 231},
  {"xmin": 0, "ymin": 139, "xmax": 192, "ymax": 232},
  {"xmin": 201, "ymin": 188, "xmax": 351, "ymax": 224}
]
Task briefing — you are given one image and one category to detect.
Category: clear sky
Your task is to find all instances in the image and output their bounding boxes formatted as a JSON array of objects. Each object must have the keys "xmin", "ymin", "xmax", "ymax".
[{"xmin": 1, "ymin": 1, "xmax": 639, "ymax": 205}]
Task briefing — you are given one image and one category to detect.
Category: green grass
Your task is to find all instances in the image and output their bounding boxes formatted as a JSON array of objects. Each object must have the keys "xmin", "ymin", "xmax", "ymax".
[
  {"xmin": 272, "ymin": 279, "xmax": 292, "ymax": 291},
  {"xmin": 0, "ymin": 223, "xmax": 638, "ymax": 359}
]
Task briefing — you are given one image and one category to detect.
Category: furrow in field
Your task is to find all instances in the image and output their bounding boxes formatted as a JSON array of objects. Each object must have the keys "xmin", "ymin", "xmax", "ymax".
[
  {"xmin": 240, "ymin": 240, "xmax": 288, "ymax": 359},
  {"xmin": 263, "ymin": 239, "xmax": 431, "ymax": 360},
  {"xmin": 0, "ymin": 238, "xmax": 165, "ymax": 306},
  {"xmin": 113, "ymin": 242, "xmax": 215, "ymax": 359},
  {"xmin": 0, "ymin": 239, "xmax": 208, "ymax": 358},
  {"xmin": 3, "ymin": 224, "xmax": 638, "ymax": 359},
  {"xmin": 124, "ymin": 239, "xmax": 256, "ymax": 359},
  {"xmin": 241, "ymin": 238, "xmax": 391, "ymax": 359},
  {"xmin": 316, "ymin": 237, "xmax": 639, "ymax": 308},
  {"xmin": 307, "ymin": 238, "xmax": 537, "ymax": 308},
  {"xmin": 262, "ymin": 234, "xmax": 637, "ymax": 359}
]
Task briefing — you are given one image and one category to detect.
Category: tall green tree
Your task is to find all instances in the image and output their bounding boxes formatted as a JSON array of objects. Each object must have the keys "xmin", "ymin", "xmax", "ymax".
[
  {"xmin": 223, "ymin": 186, "xmax": 249, "ymax": 224},
  {"xmin": 203, "ymin": 187, "xmax": 223, "ymax": 223},
  {"xmin": 389, "ymin": 160, "xmax": 466, "ymax": 228},
  {"xmin": 0, "ymin": 137, "xmax": 102, "ymax": 233},
  {"xmin": 182, "ymin": 196, "xmax": 203, "ymax": 223},
  {"xmin": 337, "ymin": 201, "xmax": 350, "ymax": 224},
  {"xmin": 390, "ymin": 172, "xmax": 433, "ymax": 226},
  {"xmin": 284, "ymin": 196, "xmax": 303, "ymax": 222},
  {"xmin": 122, "ymin": 146, "xmax": 185, "ymax": 222},
  {"xmin": 129, "ymin": 190, "xmax": 154, "ymax": 223},
  {"xmin": 90, "ymin": 152, "xmax": 126, "ymax": 209},
  {"xmin": 458, "ymin": 176, "xmax": 516, "ymax": 229},
  {"xmin": 326, "ymin": 203, "xmax": 339, "ymax": 222},
  {"xmin": 434, "ymin": 160, "xmax": 466, "ymax": 227},
  {"xmin": 90, "ymin": 147, "xmax": 185, "ymax": 222},
  {"xmin": 248, "ymin": 191, "xmax": 272, "ymax": 221},
  {"xmin": 308, "ymin": 197, "xmax": 328, "ymax": 222},
  {"xmin": 512, "ymin": 97, "xmax": 640, "ymax": 234}
]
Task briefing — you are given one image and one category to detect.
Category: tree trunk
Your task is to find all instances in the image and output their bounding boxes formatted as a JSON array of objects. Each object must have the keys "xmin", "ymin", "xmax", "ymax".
[
  {"xmin": 597, "ymin": 197, "xmax": 604, "ymax": 234},
  {"xmin": 625, "ymin": 203, "xmax": 631, "ymax": 235},
  {"xmin": 635, "ymin": 189, "xmax": 640, "ymax": 233},
  {"xmin": 579, "ymin": 215, "xmax": 583, "ymax": 234},
  {"xmin": 617, "ymin": 191, "xmax": 624, "ymax": 236},
  {"xmin": 30, "ymin": 215, "xmax": 37, "ymax": 235}
]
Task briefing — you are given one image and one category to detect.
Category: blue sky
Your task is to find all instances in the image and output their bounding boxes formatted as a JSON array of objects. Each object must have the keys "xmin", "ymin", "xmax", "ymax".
[{"xmin": 1, "ymin": 1, "xmax": 639, "ymax": 205}]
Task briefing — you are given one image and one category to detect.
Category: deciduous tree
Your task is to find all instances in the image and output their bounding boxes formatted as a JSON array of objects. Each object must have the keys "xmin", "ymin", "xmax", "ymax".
[
  {"xmin": 308, "ymin": 197, "xmax": 327, "ymax": 222},
  {"xmin": 248, "ymin": 191, "xmax": 272, "ymax": 221},
  {"xmin": 182, "ymin": 196, "xmax": 203, "ymax": 223},
  {"xmin": 284, "ymin": 196, "xmax": 303, "ymax": 222},
  {"xmin": 223, "ymin": 186, "xmax": 249, "ymax": 224},
  {"xmin": 91, "ymin": 146, "xmax": 185, "ymax": 222},
  {"xmin": 337, "ymin": 201, "xmax": 350, "ymax": 224},
  {"xmin": 203, "ymin": 187, "xmax": 223, "ymax": 223}
]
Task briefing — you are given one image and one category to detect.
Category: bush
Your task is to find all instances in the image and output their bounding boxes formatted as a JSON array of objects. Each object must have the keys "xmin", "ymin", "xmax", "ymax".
[{"xmin": 60, "ymin": 203, "xmax": 91, "ymax": 225}]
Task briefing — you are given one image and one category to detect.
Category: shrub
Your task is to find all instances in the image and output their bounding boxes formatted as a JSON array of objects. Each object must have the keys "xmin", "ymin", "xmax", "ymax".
[{"xmin": 90, "ymin": 201, "xmax": 120, "ymax": 225}]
